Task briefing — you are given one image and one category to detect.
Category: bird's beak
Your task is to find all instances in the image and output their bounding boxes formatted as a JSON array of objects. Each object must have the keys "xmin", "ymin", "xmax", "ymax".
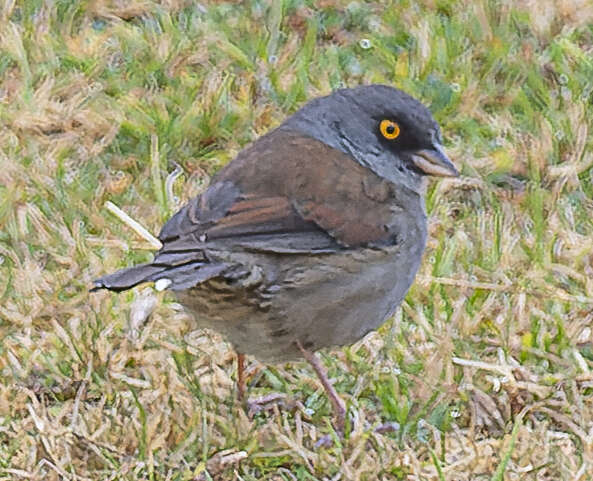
[{"xmin": 411, "ymin": 144, "xmax": 459, "ymax": 177}]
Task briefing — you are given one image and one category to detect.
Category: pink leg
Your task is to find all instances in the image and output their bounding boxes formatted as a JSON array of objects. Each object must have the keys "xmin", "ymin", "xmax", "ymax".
[
  {"xmin": 237, "ymin": 352, "xmax": 247, "ymax": 402},
  {"xmin": 296, "ymin": 341, "xmax": 346, "ymax": 431}
]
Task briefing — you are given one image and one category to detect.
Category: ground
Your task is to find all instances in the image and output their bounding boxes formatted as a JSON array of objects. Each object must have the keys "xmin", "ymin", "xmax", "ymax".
[{"xmin": 1, "ymin": 0, "xmax": 593, "ymax": 479}]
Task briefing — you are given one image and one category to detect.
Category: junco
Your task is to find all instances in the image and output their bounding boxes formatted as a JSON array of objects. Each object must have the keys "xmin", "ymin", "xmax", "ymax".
[{"xmin": 93, "ymin": 85, "xmax": 459, "ymax": 429}]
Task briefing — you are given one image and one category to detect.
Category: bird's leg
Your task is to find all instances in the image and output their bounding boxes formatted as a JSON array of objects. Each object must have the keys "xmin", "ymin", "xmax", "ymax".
[
  {"xmin": 296, "ymin": 341, "xmax": 346, "ymax": 432},
  {"xmin": 237, "ymin": 352, "xmax": 247, "ymax": 402}
]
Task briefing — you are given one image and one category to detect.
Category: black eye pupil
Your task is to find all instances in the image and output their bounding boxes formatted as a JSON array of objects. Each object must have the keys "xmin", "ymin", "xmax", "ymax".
[{"xmin": 386, "ymin": 125, "xmax": 395, "ymax": 134}]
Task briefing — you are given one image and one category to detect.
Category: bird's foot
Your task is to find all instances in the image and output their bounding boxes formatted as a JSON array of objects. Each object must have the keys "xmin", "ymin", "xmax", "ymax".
[
  {"xmin": 245, "ymin": 392, "xmax": 297, "ymax": 418},
  {"xmin": 236, "ymin": 353, "xmax": 299, "ymax": 417},
  {"xmin": 374, "ymin": 421, "xmax": 400, "ymax": 434}
]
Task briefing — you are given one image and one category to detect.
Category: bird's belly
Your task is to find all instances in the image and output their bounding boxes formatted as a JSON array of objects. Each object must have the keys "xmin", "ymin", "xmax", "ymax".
[{"xmin": 176, "ymin": 243, "xmax": 423, "ymax": 363}]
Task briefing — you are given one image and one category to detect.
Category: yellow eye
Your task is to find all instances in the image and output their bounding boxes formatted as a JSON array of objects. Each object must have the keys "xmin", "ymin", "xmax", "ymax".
[{"xmin": 379, "ymin": 119, "xmax": 400, "ymax": 140}]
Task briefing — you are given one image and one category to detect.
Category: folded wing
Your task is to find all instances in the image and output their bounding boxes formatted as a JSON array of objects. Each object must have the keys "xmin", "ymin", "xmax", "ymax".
[{"xmin": 94, "ymin": 129, "xmax": 400, "ymax": 292}]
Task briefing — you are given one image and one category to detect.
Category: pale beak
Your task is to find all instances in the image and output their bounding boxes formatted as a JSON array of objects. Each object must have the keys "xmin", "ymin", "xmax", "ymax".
[{"xmin": 411, "ymin": 144, "xmax": 459, "ymax": 177}]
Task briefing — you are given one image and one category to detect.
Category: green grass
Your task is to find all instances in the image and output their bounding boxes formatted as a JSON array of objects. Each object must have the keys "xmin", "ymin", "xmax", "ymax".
[{"xmin": 1, "ymin": 0, "xmax": 593, "ymax": 479}]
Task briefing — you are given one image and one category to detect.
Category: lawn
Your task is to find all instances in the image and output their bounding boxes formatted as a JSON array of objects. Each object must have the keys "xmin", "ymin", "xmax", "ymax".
[{"xmin": 1, "ymin": 0, "xmax": 593, "ymax": 479}]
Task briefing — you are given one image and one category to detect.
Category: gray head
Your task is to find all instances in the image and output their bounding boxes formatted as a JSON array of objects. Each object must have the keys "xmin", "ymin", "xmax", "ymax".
[{"xmin": 279, "ymin": 84, "xmax": 459, "ymax": 194}]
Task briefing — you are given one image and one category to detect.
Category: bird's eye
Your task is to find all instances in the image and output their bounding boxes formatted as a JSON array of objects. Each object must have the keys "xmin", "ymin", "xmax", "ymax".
[{"xmin": 379, "ymin": 120, "xmax": 400, "ymax": 140}]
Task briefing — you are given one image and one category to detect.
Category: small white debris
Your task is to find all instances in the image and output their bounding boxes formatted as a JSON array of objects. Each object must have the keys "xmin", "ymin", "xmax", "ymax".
[
  {"xmin": 165, "ymin": 163, "xmax": 184, "ymax": 208},
  {"xmin": 27, "ymin": 403, "xmax": 45, "ymax": 432},
  {"xmin": 128, "ymin": 288, "xmax": 158, "ymax": 341},
  {"xmin": 486, "ymin": 375, "xmax": 501, "ymax": 392},
  {"xmin": 573, "ymin": 349, "xmax": 589, "ymax": 373},
  {"xmin": 155, "ymin": 278, "xmax": 172, "ymax": 291},
  {"xmin": 359, "ymin": 38, "xmax": 372, "ymax": 49},
  {"xmin": 578, "ymin": 327, "xmax": 591, "ymax": 343},
  {"xmin": 199, "ymin": 234, "xmax": 207, "ymax": 242}
]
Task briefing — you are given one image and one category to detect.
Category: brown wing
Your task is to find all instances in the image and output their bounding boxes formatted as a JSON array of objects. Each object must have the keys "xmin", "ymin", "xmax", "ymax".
[{"xmin": 156, "ymin": 129, "xmax": 397, "ymax": 260}]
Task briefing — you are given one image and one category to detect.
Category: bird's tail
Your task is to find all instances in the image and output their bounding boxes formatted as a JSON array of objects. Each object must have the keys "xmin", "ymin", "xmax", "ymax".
[
  {"xmin": 91, "ymin": 263, "xmax": 166, "ymax": 292},
  {"xmin": 92, "ymin": 261, "xmax": 229, "ymax": 292}
]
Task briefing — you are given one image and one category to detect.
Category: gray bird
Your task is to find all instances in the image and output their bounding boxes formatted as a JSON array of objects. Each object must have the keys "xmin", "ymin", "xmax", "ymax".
[{"xmin": 93, "ymin": 85, "xmax": 459, "ymax": 429}]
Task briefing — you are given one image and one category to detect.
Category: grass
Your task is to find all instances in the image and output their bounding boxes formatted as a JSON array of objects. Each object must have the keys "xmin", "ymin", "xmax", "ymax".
[{"xmin": 1, "ymin": 0, "xmax": 593, "ymax": 479}]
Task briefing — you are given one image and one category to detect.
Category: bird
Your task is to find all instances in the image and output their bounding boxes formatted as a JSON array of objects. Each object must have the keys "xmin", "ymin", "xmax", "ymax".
[{"xmin": 93, "ymin": 84, "xmax": 459, "ymax": 430}]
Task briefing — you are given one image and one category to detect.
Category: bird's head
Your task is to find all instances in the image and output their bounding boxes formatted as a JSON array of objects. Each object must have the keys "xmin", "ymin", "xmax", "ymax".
[{"xmin": 280, "ymin": 84, "xmax": 459, "ymax": 194}]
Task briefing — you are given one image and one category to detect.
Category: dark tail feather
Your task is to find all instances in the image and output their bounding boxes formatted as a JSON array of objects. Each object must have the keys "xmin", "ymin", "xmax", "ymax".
[
  {"xmin": 91, "ymin": 263, "xmax": 166, "ymax": 292},
  {"xmin": 92, "ymin": 261, "xmax": 230, "ymax": 293}
]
